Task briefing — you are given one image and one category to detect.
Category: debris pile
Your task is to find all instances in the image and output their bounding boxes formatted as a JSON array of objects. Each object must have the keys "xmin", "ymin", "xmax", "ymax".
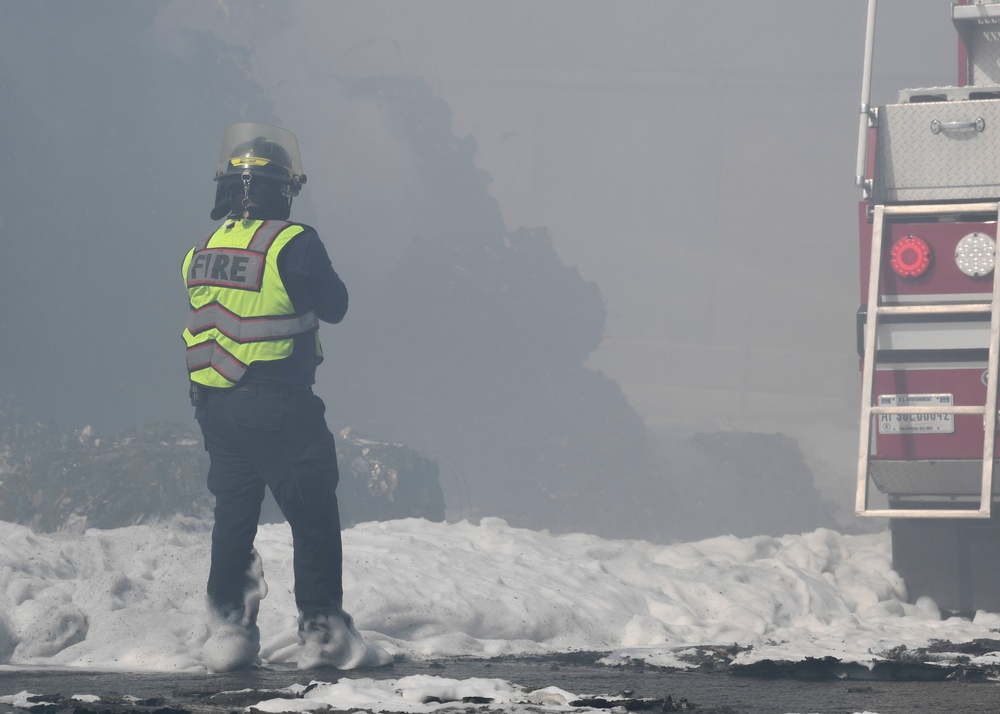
[
  {"xmin": 0, "ymin": 418, "xmax": 444, "ymax": 532},
  {"xmin": 336, "ymin": 428, "xmax": 445, "ymax": 528},
  {"xmin": 659, "ymin": 430, "xmax": 841, "ymax": 540}
]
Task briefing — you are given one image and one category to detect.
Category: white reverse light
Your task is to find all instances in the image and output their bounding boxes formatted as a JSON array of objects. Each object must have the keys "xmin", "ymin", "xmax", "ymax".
[{"xmin": 954, "ymin": 232, "xmax": 997, "ymax": 278}]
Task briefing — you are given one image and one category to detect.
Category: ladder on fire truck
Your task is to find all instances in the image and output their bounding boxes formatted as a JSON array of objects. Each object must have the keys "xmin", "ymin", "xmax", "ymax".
[{"xmin": 856, "ymin": 201, "xmax": 1000, "ymax": 519}]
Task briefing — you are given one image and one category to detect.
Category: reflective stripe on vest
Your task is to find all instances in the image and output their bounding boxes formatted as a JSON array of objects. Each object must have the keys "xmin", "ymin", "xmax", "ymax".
[
  {"xmin": 185, "ymin": 341, "xmax": 247, "ymax": 385},
  {"xmin": 182, "ymin": 220, "xmax": 320, "ymax": 388},
  {"xmin": 186, "ymin": 301, "xmax": 318, "ymax": 342}
]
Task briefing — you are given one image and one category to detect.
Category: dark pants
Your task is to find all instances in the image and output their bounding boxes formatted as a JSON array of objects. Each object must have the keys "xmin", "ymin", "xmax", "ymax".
[{"xmin": 196, "ymin": 384, "xmax": 343, "ymax": 623}]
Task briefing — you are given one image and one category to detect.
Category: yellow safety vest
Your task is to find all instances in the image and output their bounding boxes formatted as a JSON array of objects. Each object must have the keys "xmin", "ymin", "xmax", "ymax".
[{"xmin": 182, "ymin": 220, "xmax": 321, "ymax": 388}]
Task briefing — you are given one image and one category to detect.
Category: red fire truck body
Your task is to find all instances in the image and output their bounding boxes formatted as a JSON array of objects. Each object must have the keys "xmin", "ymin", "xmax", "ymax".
[
  {"xmin": 856, "ymin": 0, "xmax": 1000, "ymax": 613},
  {"xmin": 860, "ymin": 215, "xmax": 995, "ymax": 461}
]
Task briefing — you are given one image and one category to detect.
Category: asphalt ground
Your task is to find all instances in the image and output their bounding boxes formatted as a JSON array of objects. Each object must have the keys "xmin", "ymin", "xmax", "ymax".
[{"xmin": 0, "ymin": 655, "xmax": 998, "ymax": 714}]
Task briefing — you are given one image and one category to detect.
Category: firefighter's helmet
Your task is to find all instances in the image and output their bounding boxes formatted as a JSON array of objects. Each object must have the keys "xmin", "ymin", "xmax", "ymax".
[
  {"xmin": 225, "ymin": 137, "xmax": 295, "ymax": 181},
  {"xmin": 211, "ymin": 122, "xmax": 307, "ymax": 221}
]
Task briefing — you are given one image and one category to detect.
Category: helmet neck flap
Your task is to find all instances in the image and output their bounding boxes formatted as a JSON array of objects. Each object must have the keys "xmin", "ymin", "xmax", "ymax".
[{"xmin": 211, "ymin": 169, "xmax": 295, "ymax": 222}]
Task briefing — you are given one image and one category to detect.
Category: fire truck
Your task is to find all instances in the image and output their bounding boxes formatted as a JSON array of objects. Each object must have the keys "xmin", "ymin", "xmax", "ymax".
[{"xmin": 856, "ymin": 0, "xmax": 1000, "ymax": 613}]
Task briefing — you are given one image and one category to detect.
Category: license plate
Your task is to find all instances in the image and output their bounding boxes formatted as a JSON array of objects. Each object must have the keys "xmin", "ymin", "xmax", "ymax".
[{"xmin": 877, "ymin": 393, "xmax": 955, "ymax": 434}]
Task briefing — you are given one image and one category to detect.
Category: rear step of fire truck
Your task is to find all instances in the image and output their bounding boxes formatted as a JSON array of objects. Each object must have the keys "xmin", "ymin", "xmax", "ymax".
[{"xmin": 856, "ymin": 201, "xmax": 1000, "ymax": 519}]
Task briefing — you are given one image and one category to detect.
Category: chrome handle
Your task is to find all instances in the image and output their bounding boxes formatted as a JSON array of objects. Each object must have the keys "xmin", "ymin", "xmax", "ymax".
[{"xmin": 931, "ymin": 117, "xmax": 986, "ymax": 134}]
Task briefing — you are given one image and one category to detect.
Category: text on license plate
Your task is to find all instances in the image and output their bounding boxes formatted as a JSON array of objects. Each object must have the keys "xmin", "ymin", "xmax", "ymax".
[{"xmin": 877, "ymin": 393, "xmax": 955, "ymax": 435}]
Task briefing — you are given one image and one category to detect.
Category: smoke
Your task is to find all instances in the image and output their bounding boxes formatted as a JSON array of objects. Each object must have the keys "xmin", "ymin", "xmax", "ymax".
[{"xmin": 4, "ymin": 1, "xmax": 950, "ymax": 540}]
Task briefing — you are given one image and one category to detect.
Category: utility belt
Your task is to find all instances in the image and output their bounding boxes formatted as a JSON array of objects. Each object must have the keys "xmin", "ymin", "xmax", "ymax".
[{"xmin": 189, "ymin": 381, "xmax": 312, "ymax": 407}]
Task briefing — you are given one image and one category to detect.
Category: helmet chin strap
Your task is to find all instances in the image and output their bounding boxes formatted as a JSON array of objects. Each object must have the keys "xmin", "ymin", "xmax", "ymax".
[{"xmin": 241, "ymin": 170, "xmax": 253, "ymax": 226}]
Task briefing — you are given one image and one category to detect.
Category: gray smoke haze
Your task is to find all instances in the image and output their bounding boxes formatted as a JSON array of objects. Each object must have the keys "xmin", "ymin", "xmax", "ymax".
[{"xmin": 0, "ymin": 1, "xmax": 958, "ymax": 540}]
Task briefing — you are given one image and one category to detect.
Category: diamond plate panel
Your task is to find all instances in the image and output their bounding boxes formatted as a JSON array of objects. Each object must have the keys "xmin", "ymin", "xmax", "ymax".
[
  {"xmin": 870, "ymin": 459, "xmax": 1000, "ymax": 496},
  {"xmin": 970, "ymin": 24, "xmax": 1000, "ymax": 86},
  {"xmin": 875, "ymin": 99, "xmax": 1000, "ymax": 202}
]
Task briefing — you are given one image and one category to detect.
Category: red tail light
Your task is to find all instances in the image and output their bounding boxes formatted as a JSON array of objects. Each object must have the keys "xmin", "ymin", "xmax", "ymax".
[{"xmin": 890, "ymin": 235, "xmax": 932, "ymax": 278}]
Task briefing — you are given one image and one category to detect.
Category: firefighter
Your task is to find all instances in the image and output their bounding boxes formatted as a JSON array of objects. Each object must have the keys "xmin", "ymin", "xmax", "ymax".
[{"xmin": 183, "ymin": 122, "xmax": 390, "ymax": 672}]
